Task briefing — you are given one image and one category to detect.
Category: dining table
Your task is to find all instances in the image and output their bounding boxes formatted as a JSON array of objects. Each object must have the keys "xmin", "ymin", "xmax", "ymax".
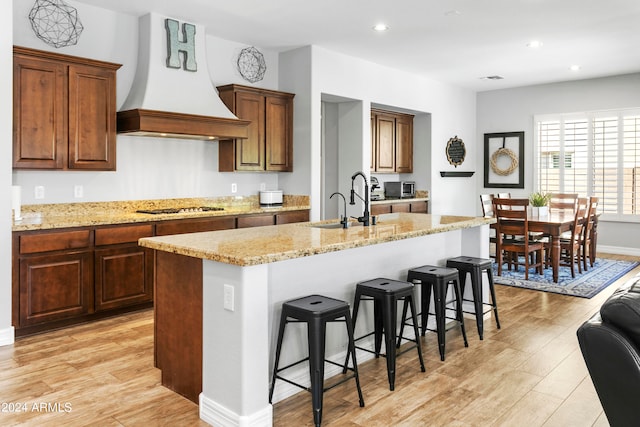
[{"xmin": 492, "ymin": 210, "xmax": 582, "ymax": 283}]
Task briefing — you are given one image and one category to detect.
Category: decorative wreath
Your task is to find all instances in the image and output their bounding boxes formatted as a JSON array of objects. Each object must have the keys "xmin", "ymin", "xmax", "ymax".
[{"xmin": 490, "ymin": 147, "xmax": 519, "ymax": 176}]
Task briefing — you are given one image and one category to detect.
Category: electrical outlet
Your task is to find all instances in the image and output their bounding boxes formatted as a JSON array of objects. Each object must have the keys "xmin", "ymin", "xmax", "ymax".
[
  {"xmin": 260, "ymin": 182, "xmax": 266, "ymax": 191},
  {"xmin": 231, "ymin": 183, "xmax": 237, "ymax": 193},
  {"xmin": 34, "ymin": 186, "xmax": 45, "ymax": 199},
  {"xmin": 74, "ymin": 185, "xmax": 83, "ymax": 198},
  {"xmin": 223, "ymin": 284, "xmax": 235, "ymax": 311}
]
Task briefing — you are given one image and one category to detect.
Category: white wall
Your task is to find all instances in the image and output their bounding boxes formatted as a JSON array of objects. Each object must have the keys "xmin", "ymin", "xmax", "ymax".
[
  {"xmin": 477, "ymin": 73, "xmax": 640, "ymax": 252},
  {"xmin": 0, "ymin": 0, "xmax": 14, "ymax": 345},
  {"xmin": 12, "ymin": 0, "xmax": 282, "ymax": 204},
  {"xmin": 279, "ymin": 45, "xmax": 477, "ymax": 220}
]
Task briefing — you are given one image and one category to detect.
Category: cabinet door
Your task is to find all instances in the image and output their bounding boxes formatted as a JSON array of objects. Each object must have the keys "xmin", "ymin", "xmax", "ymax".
[
  {"xmin": 391, "ymin": 203, "xmax": 411, "ymax": 213},
  {"xmin": 68, "ymin": 64, "xmax": 117, "ymax": 170},
  {"xmin": 95, "ymin": 245, "xmax": 153, "ymax": 311},
  {"xmin": 370, "ymin": 115, "xmax": 376, "ymax": 170},
  {"xmin": 375, "ymin": 113, "xmax": 396, "ymax": 172},
  {"xmin": 395, "ymin": 115, "xmax": 413, "ymax": 173},
  {"xmin": 265, "ymin": 95, "xmax": 293, "ymax": 171},
  {"xmin": 409, "ymin": 201, "xmax": 428, "ymax": 213},
  {"xmin": 371, "ymin": 203, "xmax": 392, "ymax": 215},
  {"xmin": 19, "ymin": 251, "xmax": 93, "ymax": 326},
  {"xmin": 13, "ymin": 55, "xmax": 66, "ymax": 169},
  {"xmin": 235, "ymin": 91, "xmax": 265, "ymax": 171}
]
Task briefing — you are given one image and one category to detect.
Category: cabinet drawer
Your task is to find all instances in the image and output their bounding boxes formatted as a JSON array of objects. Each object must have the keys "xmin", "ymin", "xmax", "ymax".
[
  {"xmin": 95, "ymin": 224, "xmax": 154, "ymax": 246},
  {"xmin": 275, "ymin": 210, "xmax": 309, "ymax": 224},
  {"xmin": 19, "ymin": 229, "xmax": 92, "ymax": 254},
  {"xmin": 156, "ymin": 217, "xmax": 236, "ymax": 236},
  {"xmin": 237, "ymin": 214, "xmax": 275, "ymax": 228}
]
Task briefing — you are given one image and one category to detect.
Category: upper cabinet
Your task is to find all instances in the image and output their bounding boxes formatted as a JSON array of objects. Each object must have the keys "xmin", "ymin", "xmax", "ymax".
[
  {"xmin": 371, "ymin": 108, "xmax": 414, "ymax": 173},
  {"xmin": 217, "ymin": 84, "xmax": 294, "ymax": 172},
  {"xmin": 13, "ymin": 46, "xmax": 121, "ymax": 170}
]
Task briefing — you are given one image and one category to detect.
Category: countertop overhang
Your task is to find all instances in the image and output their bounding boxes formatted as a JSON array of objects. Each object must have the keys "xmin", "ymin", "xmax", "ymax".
[{"xmin": 138, "ymin": 213, "xmax": 495, "ymax": 266}]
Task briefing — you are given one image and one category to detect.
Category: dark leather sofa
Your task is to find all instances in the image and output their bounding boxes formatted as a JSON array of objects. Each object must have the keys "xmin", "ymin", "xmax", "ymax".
[{"xmin": 577, "ymin": 273, "xmax": 640, "ymax": 427}]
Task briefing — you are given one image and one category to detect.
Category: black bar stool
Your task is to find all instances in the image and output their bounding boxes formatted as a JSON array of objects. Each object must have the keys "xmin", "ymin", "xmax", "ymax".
[
  {"xmin": 346, "ymin": 278, "xmax": 425, "ymax": 391},
  {"xmin": 269, "ymin": 295, "xmax": 364, "ymax": 427},
  {"xmin": 445, "ymin": 256, "xmax": 501, "ymax": 340},
  {"xmin": 399, "ymin": 265, "xmax": 468, "ymax": 361}
]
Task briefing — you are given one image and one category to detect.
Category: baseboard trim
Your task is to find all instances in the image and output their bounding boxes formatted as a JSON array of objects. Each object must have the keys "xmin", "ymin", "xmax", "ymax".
[
  {"xmin": 599, "ymin": 245, "xmax": 640, "ymax": 257},
  {"xmin": 200, "ymin": 393, "xmax": 272, "ymax": 427},
  {"xmin": 0, "ymin": 326, "xmax": 15, "ymax": 347}
]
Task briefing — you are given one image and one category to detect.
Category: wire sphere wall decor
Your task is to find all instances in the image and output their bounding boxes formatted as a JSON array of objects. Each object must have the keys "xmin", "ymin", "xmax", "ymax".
[
  {"xmin": 237, "ymin": 46, "xmax": 267, "ymax": 83},
  {"xmin": 29, "ymin": 0, "xmax": 84, "ymax": 48}
]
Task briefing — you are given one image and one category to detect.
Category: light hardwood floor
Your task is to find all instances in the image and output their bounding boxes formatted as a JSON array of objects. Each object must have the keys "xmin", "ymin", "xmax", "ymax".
[{"xmin": 0, "ymin": 253, "xmax": 636, "ymax": 426}]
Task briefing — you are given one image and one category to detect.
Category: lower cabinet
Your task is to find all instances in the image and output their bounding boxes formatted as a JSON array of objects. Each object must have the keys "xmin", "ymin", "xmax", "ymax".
[
  {"xmin": 18, "ymin": 250, "xmax": 93, "ymax": 327},
  {"xmin": 371, "ymin": 200, "xmax": 429, "ymax": 216},
  {"xmin": 13, "ymin": 209, "xmax": 310, "ymax": 336}
]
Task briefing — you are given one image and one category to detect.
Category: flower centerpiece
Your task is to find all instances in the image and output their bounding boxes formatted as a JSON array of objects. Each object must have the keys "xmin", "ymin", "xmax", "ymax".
[{"xmin": 529, "ymin": 191, "xmax": 550, "ymax": 216}]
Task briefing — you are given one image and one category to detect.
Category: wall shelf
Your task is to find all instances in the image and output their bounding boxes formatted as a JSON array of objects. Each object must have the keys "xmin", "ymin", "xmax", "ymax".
[{"xmin": 440, "ymin": 171, "xmax": 475, "ymax": 177}]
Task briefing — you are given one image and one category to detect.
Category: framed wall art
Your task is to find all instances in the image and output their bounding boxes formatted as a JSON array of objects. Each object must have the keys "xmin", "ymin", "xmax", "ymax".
[{"xmin": 484, "ymin": 131, "xmax": 524, "ymax": 188}]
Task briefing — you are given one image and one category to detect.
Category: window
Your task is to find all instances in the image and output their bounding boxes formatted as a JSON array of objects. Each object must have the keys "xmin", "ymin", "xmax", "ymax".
[{"xmin": 535, "ymin": 109, "xmax": 640, "ymax": 220}]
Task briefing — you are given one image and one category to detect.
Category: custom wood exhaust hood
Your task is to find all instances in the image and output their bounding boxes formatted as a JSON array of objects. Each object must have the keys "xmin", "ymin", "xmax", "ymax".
[{"xmin": 116, "ymin": 13, "xmax": 250, "ymax": 140}]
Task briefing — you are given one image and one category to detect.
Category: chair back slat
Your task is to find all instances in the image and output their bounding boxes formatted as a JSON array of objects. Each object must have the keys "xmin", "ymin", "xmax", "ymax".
[
  {"xmin": 549, "ymin": 193, "xmax": 578, "ymax": 211},
  {"xmin": 480, "ymin": 194, "xmax": 494, "ymax": 217}
]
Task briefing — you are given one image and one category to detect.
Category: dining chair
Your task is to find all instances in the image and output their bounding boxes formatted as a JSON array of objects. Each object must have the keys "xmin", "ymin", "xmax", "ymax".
[
  {"xmin": 548, "ymin": 193, "xmax": 578, "ymax": 211},
  {"xmin": 581, "ymin": 196, "xmax": 599, "ymax": 270},
  {"xmin": 493, "ymin": 198, "xmax": 545, "ymax": 280},
  {"xmin": 480, "ymin": 194, "xmax": 495, "ymax": 217},
  {"xmin": 557, "ymin": 197, "xmax": 589, "ymax": 278},
  {"xmin": 480, "ymin": 194, "xmax": 497, "ymax": 258}
]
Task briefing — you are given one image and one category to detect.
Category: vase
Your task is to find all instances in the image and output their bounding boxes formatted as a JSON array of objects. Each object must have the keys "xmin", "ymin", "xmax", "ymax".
[{"xmin": 529, "ymin": 206, "xmax": 548, "ymax": 217}]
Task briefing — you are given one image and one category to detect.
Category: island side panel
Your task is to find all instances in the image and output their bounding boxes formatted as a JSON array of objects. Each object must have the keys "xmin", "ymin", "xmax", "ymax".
[
  {"xmin": 200, "ymin": 262, "xmax": 272, "ymax": 427},
  {"xmin": 155, "ymin": 251, "xmax": 203, "ymax": 403}
]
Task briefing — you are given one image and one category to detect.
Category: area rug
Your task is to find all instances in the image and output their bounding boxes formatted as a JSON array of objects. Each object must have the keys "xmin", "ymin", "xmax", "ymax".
[{"xmin": 492, "ymin": 258, "xmax": 639, "ymax": 298}]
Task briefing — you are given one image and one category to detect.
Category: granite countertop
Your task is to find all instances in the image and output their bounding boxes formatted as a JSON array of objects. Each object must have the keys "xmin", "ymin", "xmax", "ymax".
[
  {"xmin": 138, "ymin": 212, "xmax": 494, "ymax": 267},
  {"xmin": 12, "ymin": 195, "xmax": 310, "ymax": 232}
]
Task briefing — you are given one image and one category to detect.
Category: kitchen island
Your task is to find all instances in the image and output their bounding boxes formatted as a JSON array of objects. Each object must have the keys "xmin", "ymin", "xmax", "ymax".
[{"xmin": 138, "ymin": 213, "xmax": 494, "ymax": 427}]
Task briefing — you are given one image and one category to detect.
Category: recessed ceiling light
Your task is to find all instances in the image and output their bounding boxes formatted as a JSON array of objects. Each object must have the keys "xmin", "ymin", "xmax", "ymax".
[
  {"xmin": 569, "ymin": 65, "xmax": 581, "ymax": 71},
  {"xmin": 444, "ymin": 10, "xmax": 461, "ymax": 16},
  {"xmin": 527, "ymin": 40, "xmax": 543, "ymax": 48},
  {"xmin": 480, "ymin": 75, "xmax": 505, "ymax": 80},
  {"xmin": 372, "ymin": 23, "xmax": 389, "ymax": 32}
]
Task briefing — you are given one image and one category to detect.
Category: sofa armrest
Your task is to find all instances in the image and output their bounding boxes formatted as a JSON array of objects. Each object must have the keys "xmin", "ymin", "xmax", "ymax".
[{"xmin": 577, "ymin": 313, "xmax": 640, "ymax": 427}]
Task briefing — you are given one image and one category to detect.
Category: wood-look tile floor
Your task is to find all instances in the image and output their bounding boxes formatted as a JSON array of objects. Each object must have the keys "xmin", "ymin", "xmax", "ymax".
[{"xmin": 0, "ymin": 253, "xmax": 635, "ymax": 426}]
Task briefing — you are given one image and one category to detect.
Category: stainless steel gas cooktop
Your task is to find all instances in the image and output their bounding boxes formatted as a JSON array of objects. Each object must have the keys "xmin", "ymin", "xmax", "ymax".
[{"xmin": 136, "ymin": 206, "xmax": 224, "ymax": 215}]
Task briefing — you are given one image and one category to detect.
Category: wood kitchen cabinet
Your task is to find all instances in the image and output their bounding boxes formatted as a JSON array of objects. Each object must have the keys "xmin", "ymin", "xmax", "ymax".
[
  {"xmin": 13, "ymin": 46, "xmax": 121, "ymax": 170},
  {"xmin": 94, "ymin": 224, "xmax": 154, "ymax": 312},
  {"xmin": 371, "ymin": 200, "xmax": 428, "ymax": 216},
  {"xmin": 14, "ymin": 229, "xmax": 94, "ymax": 328},
  {"xmin": 12, "ymin": 208, "xmax": 310, "ymax": 336},
  {"xmin": 217, "ymin": 84, "xmax": 294, "ymax": 172},
  {"xmin": 155, "ymin": 216, "xmax": 236, "ymax": 236},
  {"xmin": 371, "ymin": 108, "xmax": 414, "ymax": 173}
]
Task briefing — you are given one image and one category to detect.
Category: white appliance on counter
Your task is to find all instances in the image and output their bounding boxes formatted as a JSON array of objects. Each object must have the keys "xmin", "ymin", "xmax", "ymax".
[{"xmin": 259, "ymin": 190, "xmax": 283, "ymax": 207}]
